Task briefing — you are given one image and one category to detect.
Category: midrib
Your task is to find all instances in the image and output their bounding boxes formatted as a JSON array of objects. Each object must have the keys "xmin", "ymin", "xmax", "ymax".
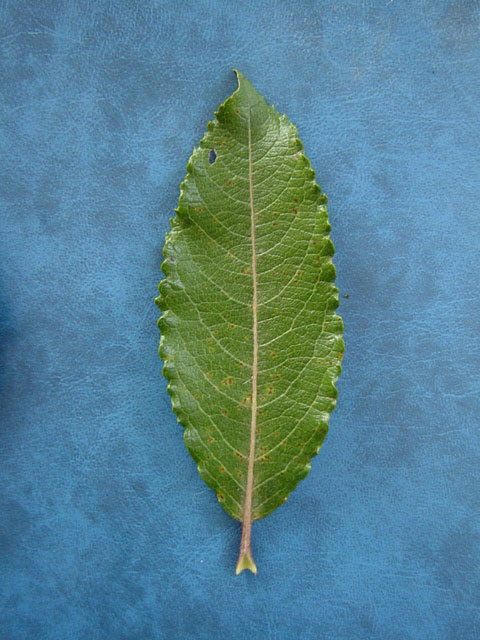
[{"xmin": 237, "ymin": 95, "xmax": 258, "ymax": 572}]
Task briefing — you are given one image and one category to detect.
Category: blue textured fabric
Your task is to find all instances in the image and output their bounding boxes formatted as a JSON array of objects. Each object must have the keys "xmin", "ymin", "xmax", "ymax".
[{"xmin": 1, "ymin": 1, "xmax": 479, "ymax": 638}]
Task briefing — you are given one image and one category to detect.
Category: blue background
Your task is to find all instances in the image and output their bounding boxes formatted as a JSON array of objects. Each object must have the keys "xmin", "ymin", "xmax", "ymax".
[{"xmin": 1, "ymin": 1, "xmax": 479, "ymax": 638}]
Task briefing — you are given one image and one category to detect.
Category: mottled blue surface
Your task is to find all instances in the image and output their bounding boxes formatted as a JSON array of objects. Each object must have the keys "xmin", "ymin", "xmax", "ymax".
[{"xmin": 1, "ymin": 1, "xmax": 479, "ymax": 638}]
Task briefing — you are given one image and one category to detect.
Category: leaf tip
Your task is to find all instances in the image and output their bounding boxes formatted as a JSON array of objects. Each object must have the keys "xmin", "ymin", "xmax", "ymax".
[
  {"xmin": 235, "ymin": 551, "xmax": 257, "ymax": 576},
  {"xmin": 232, "ymin": 68, "xmax": 251, "ymax": 93}
]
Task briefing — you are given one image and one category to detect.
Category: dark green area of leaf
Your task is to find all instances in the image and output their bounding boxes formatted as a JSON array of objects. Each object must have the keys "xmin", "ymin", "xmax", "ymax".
[{"xmin": 156, "ymin": 71, "xmax": 343, "ymax": 524}]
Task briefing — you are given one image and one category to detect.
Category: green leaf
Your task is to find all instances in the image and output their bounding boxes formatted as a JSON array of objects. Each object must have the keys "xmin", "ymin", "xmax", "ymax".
[{"xmin": 156, "ymin": 71, "xmax": 343, "ymax": 574}]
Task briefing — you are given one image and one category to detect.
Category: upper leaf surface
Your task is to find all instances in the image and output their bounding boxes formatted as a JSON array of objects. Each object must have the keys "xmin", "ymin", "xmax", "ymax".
[{"xmin": 157, "ymin": 71, "xmax": 343, "ymax": 522}]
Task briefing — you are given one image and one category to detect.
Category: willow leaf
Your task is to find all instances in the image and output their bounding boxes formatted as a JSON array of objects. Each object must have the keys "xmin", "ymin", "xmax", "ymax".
[{"xmin": 156, "ymin": 71, "xmax": 343, "ymax": 574}]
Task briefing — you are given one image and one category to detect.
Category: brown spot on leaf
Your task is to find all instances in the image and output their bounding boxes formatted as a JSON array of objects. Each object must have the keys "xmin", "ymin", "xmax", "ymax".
[{"xmin": 243, "ymin": 393, "xmax": 252, "ymax": 405}]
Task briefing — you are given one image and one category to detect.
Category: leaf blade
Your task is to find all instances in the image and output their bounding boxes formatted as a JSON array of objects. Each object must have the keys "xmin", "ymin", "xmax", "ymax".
[{"xmin": 157, "ymin": 71, "xmax": 343, "ymax": 572}]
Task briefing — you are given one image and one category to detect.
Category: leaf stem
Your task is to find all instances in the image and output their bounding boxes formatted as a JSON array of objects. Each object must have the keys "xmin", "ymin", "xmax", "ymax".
[{"xmin": 236, "ymin": 521, "xmax": 257, "ymax": 574}]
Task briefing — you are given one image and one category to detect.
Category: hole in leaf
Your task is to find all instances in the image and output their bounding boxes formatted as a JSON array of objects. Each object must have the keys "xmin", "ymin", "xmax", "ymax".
[{"xmin": 209, "ymin": 149, "xmax": 217, "ymax": 164}]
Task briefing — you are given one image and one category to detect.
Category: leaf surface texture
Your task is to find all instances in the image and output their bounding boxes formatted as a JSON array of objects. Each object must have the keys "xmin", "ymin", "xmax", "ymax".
[{"xmin": 157, "ymin": 71, "xmax": 343, "ymax": 571}]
